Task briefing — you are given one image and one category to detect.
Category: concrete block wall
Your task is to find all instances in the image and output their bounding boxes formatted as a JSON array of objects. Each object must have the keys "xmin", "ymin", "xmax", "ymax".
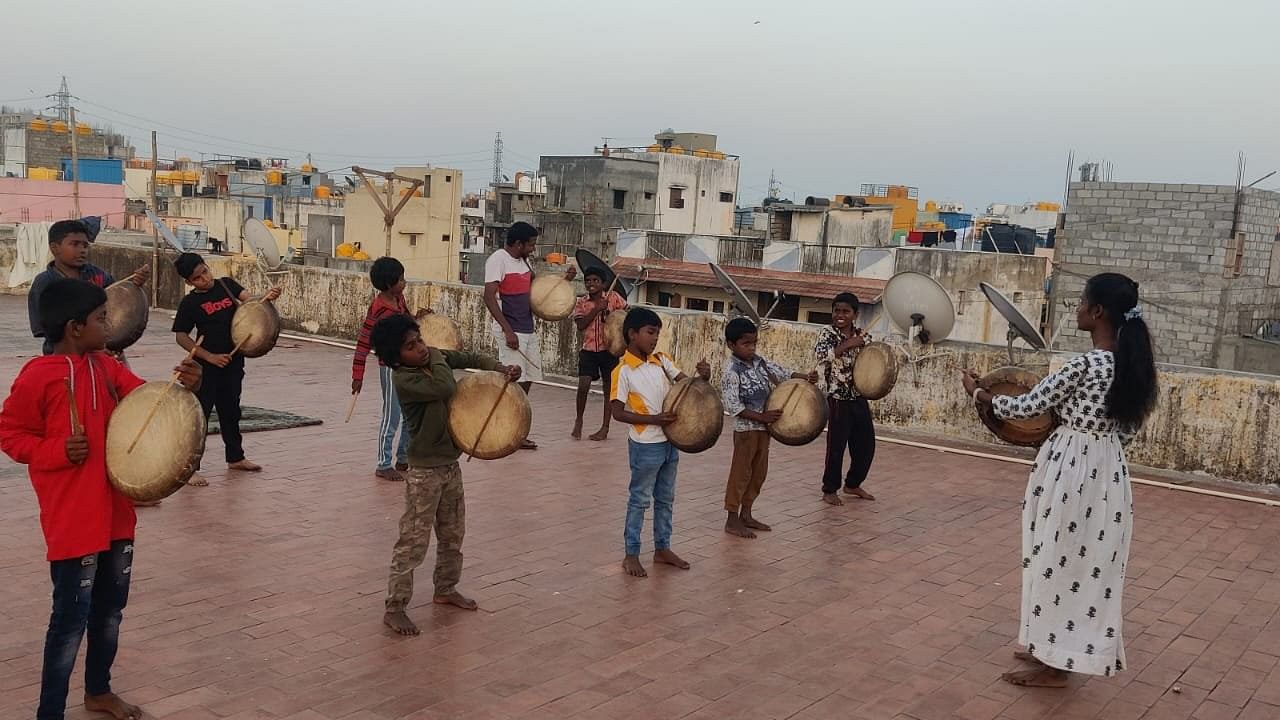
[{"xmin": 1053, "ymin": 182, "xmax": 1280, "ymax": 370}]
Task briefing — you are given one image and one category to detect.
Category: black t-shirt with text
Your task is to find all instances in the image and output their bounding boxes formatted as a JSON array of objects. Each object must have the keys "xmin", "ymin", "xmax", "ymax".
[{"xmin": 172, "ymin": 277, "xmax": 245, "ymax": 360}]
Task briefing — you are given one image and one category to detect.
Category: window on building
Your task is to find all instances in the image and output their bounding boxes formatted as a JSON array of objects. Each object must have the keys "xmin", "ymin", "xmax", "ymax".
[
  {"xmin": 686, "ymin": 297, "xmax": 709, "ymax": 311},
  {"xmin": 807, "ymin": 311, "xmax": 832, "ymax": 325},
  {"xmin": 700, "ymin": 190, "xmax": 706, "ymax": 197},
  {"xmin": 712, "ymin": 300, "xmax": 725, "ymax": 313},
  {"xmin": 246, "ymin": 206, "xmax": 254, "ymax": 218},
  {"xmin": 669, "ymin": 187, "xmax": 684, "ymax": 209},
  {"xmin": 613, "ymin": 189, "xmax": 627, "ymax": 210},
  {"xmin": 442, "ymin": 234, "xmax": 451, "ymax": 243},
  {"xmin": 644, "ymin": 191, "xmax": 654, "ymax": 200},
  {"xmin": 657, "ymin": 291, "xmax": 674, "ymax": 307},
  {"xmin": 302, "ymin": 175, "xmax": 312, "ymax": 186},
  {"xmin": 445, "ymin": 175, "xmax": 452, "ymax": 183},
  {"xmin": 1227, "ymin": 231, "xmax": 1246, "ymax": 278},
  {"xmin": 720, "ymin": 191, "xmax": 733, "ymax": 203},
  {"xmin": 409, "ymin": 234, "xmax": 418, "ymax": 247},
  {"xmin": 422, "ymin": 176, "xmax": 432, "ymax": 198}
]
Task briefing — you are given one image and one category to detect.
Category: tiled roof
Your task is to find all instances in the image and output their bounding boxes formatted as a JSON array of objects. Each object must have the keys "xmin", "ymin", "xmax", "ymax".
[{"xmin": 612, "ymin": 258, "xmax": 885, "ymax": 304}]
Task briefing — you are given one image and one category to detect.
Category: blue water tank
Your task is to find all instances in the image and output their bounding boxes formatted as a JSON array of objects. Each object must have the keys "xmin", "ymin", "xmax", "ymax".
[{"xmin": 59, "ymin": 158, "xmax": 124, "ymax": 185}]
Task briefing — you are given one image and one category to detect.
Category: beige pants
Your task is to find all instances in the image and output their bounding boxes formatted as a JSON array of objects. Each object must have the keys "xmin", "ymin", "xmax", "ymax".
[
  {"xmin": 725, "ymin": 431, "xmax": 770, "ymax": 512},
  {"xmin": 385, "ymin": 462, "xmax": 465, "ymax": 612}
]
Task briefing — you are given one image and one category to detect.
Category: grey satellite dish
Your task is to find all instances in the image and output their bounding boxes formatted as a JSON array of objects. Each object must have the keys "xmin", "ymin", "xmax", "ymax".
[
  {"xmin": 144, "ymin": 210, "xmax": 186, "ymax": 252},
  {"xmin": 980, "ymin": 281, "xmax": 1046, "ymax": 363},
  {"xmin": 242, "ymin": 218, "xmax": 284, "ymax": 271},
  {"xmin": 882, "ymin": 271, "xmax": 955, "ymax": 344},
  {"xmin": 706, "ymin": 262, "xmax": 762, "ymax": 324}
]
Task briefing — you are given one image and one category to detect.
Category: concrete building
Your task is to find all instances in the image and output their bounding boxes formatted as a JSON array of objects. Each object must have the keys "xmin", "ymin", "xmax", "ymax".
[
  {"xmin": 615, "ymin": 228, "xmax": 1047, "ymax": 344},
  {"xmin": 343, "ymin": 166, "xmax": 463, "ymax": 283},
  {"xmin": 535, "ymin": 131, "xmax": 741, "ymax": 259},
  {"xmin": 0, "ymin": 177, "xmax": 126, "ymax": 225},
  {"xmin": 484, "ymin": 176, "xmax": 545, "ymax": 248},
  {"xmin": 0, "ymin": 115, "xmax": 129, "ymax": 178},
  {"xmin": 1051, "ymin": 181, "xmax": 1280, "ymax": 372}
]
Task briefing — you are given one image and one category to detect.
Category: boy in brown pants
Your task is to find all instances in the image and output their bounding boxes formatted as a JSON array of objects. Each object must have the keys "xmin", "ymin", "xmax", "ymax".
[{"xmin": 720, "ymin": 317, "xmax": 816, "ymax": 538}]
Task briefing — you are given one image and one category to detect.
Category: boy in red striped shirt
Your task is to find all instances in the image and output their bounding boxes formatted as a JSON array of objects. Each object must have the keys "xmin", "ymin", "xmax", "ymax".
[{"xmin": 352, "ymin": 257, "xmax": 412, "ymax": 481}]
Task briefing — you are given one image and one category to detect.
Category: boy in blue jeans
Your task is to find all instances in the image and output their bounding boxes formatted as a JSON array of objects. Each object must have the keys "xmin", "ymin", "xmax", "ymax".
[{"xmin": 609, "ymin": 308, "xmax": 709, "ymax": 577}]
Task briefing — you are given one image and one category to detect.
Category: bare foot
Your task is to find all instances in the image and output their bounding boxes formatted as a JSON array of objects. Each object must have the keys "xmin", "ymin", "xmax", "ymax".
[
  {"xmin": 725, "ymin": 514, "xmax": 757, "ymax": 539},
  {"xmin": 1002, "ymin": 668, "xmax": 1069, "ymax": 687},
  {"xmin": 383, "ymin": 611, "xmax": 420, "ymax": 636},
  {"xmin": 84, "ymin": 692, "xmax": 142, "ymax": 720},
  {"xmin": 187, "ymin": 474, "xmax": 209, "ymax": 487},
  {"xmin": 229, "ymin": 459, "xmax": 262, "ymax": 472},
  {"xmin": 571, "ymin": 421, "xmax": 583, "ymax": 440},
  {"xmin": 622, "ymin": 555, "xmax": 648, "ymax": 577},
  {"xmin": 822, "ymin": 493, "xmax": 844, "ymax": 506},
  {"xmin": 588, "ymin": 428, "xmax": 609, "ymax": 441},
  {"xmin": 1013, "ymin": 649, "xmax": 1041, "ymax": 663},
  {"xmin": 654, "ymin": 549, "xmax": 691, "ymax": 570},
  {"xmin": 521, "ymin": 439, "xmax": 538, "ymax": 450},
  {"xmin": 741, "ymin": 514, "xmax": 772, "ymax": 532},
  {"xmin": 433, "ymin": 591, "xmax": 478, "ymax": 611},
  {"xmin": 843, "ymin": 486, "xmax": 876, "ymax": 500}
]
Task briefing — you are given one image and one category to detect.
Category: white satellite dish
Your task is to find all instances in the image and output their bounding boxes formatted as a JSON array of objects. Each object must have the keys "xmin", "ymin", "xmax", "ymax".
[
  {"xmin": 709, "ymin": 263, "xmax": 763, "ymax": 325},
  {"xmin": 144, "ymin": 210, "xmax": 186, "ymax": 252},
  {"xmin": 882, "ymin": 271, "xmax": 956, "ymax": 344},
  {"xmin": 980, "ymin": 282, "xmax": 1046, "ymax": 363},
  {"xmin": 242, "ymin": 218, "xmax": 284, "ymax": 271}
]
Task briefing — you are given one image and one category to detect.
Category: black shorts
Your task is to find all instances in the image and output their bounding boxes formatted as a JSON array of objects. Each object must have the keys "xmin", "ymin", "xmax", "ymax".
[{"xmin": 578, "ymin": 349, "xmax": 619, "ymax": 381}]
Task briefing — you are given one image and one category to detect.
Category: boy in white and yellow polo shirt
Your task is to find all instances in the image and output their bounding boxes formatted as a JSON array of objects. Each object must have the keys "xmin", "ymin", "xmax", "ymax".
[{"xmin": 609, "ymin": 307, "xmax": 710, "ymax": 578}]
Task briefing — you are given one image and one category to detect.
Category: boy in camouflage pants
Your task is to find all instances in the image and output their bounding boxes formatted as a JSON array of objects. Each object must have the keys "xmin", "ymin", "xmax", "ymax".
[{"xmin": 370, "ymin": 314, "xmax": 521, "ymax": 636}]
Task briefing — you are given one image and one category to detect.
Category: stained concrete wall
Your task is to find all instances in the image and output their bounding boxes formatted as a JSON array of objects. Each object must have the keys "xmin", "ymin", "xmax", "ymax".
[
  {"xmin": 536, "ymin": 156, "xmax": 661, "ymax": 258},
  {"xmin": 1053, "ymin": 182, "xmax": 1280, "ymax": 371},
  {"xmin": 8, "ymin": 237, "xmax": 1279, "ymax": 486}
]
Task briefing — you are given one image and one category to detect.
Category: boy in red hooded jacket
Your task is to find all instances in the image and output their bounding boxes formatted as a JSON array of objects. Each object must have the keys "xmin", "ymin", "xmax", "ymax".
[{"xmin": 0, "ymin": 278, "xmax": 201, "ymax": 720}]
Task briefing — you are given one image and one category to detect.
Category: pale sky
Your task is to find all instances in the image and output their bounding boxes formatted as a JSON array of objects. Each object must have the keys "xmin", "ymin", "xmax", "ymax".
[{"xmin": 5, "ymin": 0, "xmax": 1279, "ymax": 211}]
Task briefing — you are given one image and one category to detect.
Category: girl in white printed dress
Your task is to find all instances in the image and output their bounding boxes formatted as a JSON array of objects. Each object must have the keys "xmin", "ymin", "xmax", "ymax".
[{"xmin": 962, "ymin": 273, "xmax": 1158, "ymax": 688}]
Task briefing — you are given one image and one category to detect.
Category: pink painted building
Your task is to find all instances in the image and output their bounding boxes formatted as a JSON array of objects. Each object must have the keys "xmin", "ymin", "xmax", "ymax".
[{"xmin": 0, "ymin": 177, "xmax": 126, "ymax": 225}]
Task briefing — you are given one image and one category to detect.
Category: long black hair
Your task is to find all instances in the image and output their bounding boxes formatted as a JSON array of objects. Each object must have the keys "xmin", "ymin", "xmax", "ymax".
[{"xmin": 1085, "ymin": 273, "xmax": 1157, "ymax": 430}]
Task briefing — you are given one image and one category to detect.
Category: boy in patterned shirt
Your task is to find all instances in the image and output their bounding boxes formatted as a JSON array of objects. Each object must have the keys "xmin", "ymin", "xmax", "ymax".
[
  {"xmin": 813, "ymin": 292, "xmax": 878, "ymax": 505},
  {"xmin": 720, "ymin": 317, "xmax": 816, "ymax": 538}
]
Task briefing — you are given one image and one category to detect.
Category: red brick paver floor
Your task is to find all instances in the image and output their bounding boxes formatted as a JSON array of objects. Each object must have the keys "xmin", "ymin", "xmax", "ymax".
[{"xmin": 2, "ymin": 296, "xmax": 1280, "ymax": 720}]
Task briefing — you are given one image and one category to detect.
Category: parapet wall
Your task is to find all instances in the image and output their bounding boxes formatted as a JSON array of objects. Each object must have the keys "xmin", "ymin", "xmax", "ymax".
[{"xmin": 10, "ymin": 239, "xmax": 1279, "ymax": 486}]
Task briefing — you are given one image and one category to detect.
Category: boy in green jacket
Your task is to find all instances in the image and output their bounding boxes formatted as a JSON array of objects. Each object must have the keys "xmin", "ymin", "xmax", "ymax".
[{"xmin": 370, "ymin": 313, "xmax": 521, "ymax": 636}]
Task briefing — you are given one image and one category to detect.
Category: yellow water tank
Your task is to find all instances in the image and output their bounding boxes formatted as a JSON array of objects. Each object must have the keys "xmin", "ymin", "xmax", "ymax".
[
  {"xmin": 301, "ymin": 162, "xmax": 316, "ymax": 173},
  {"xmin": 29, "ymin": 167, "xmax": 59, "ymax": 180},
  {"xmin": 335, "ymin": 242, "xmax": 356, "ymax": 258},
  {"xmin": 29, "ymin": 118, "xmax": 49, "ymax": 132},
  {"xmin": 646, "ymin": 144, "xmax": 663, "ymax": 153},
  {"xmin": 263, "ymin": 219, "xmax": 275, "ymax": 229},
  {"xmin": 51, "ymin": 120, "xmax": 69, "ymax": 134},
  {"xmin": 314, "ymin": 186, "xmax": 331, "ymax": 199},
  {"xmin": 75, "ymin": 122, "xmax": 91, "ymax": 136},
  {"xmin": 399, "ymin": 187, "xmax": 423, "ymax": 198},
  {"xmin": 925, "ymin": 200, "xmax": 938, "ymax": 213},
  {"xmin": 693, "ymin": 149, "xmax": 711, "ymax": 158},
  {"xmin": 1035, "ymin": 201, "xmax": 1061, "ymax": 212},
  {"xmin": 266, "ymin": 169, "xmax": 283, "ymax": 185},
  {"xmin": 667, "ymin": 145, "xmax": 686, "ymax": 155},
  {"xmin": 183, "ymin": 170, "xmax": 199, "ymax": 184},
  {"xmin": 709, "ymin": 151, "xmax": 726, "ymax": 160},
  {"xmin": 352, "ymin": 250, "xmax": 370, "ymax": 261}
]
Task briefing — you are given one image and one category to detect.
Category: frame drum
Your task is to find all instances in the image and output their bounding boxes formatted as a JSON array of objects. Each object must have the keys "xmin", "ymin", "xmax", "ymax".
[
  {"xmin": 231, "ymin": 300, "xmax": 281, "ymax": 358},
  {"xmin": 106, "ymin": 382, "xmax": 206, "ymax": 502},
  {"xmin": 976, "ymin": 366, "xmax": 1058, "ymax": 447},
  {"xmin": 530, "ymin": 275, "xmax": 575, "ymax": 321},
  {"xmin": 104, "ymin": 281, "xmax": 149, "ymax": 352},
  {"xmin": 448, "ymin": 371, "xmax": 533, "ymax": 460},
  {"xmin": 604, "ymin": 311, "xmax": 627, "ymax": 356},
  {"xmin": 765, "ymin": 379, "xmax": 826, "ymax": 446},
  {"xmin": 420, "ymin": 313, "xmax": 462, "ymax": 351},
  {"xmin": 852, "ymin": 341, "xmax": 898, "ymax": 400},
  {"xmin": 661, "ymin": 377, "xmax": 723, "ymax": 453}
]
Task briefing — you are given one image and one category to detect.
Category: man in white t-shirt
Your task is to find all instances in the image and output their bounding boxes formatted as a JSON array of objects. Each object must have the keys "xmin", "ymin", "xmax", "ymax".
[{"xmin": 483, "ymin": 222, "xmax": 575, "ymax": 450}]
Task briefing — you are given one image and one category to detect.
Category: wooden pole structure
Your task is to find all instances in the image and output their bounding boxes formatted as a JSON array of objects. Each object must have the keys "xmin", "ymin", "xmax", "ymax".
[
  {"xmin": 351, "ymin": 166, "xmax": 424, "ymax": 259},
  {"xmin": 68, "ymin": 107, "xmax": 80, "ymax": 219},
  {"xmin": 150, "ymin": 131, "xmax": 159, "ymax": 306}
]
